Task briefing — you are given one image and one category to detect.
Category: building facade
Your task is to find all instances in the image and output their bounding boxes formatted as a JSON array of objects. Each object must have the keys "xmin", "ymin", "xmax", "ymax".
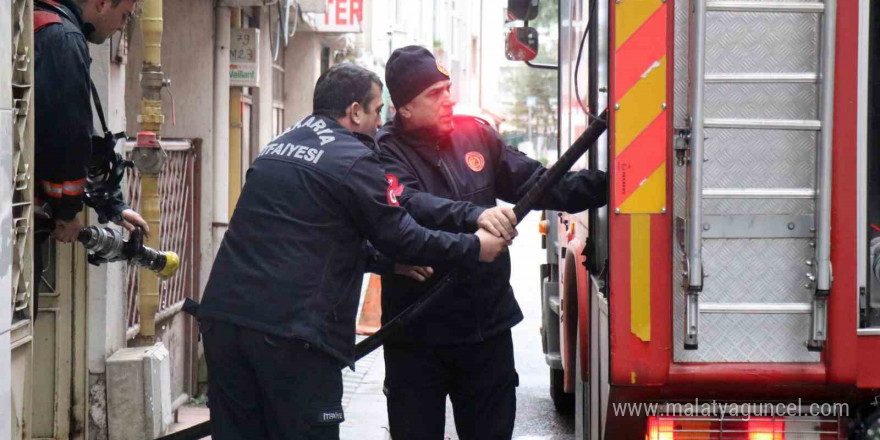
[{"xmin": 2, "ymin": 0, "xmax": 498, "ymax": 438}]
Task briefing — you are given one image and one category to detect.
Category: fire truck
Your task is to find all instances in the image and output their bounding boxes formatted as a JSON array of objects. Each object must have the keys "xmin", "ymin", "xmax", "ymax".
[{"xmin": 508, "ymin": 0, "xmax": 880, "ymax": 438}]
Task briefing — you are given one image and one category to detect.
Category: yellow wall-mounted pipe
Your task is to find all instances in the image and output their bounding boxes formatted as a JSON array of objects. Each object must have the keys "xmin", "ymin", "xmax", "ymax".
[
  {"xmin": 141, "ymin": 0, "xmax": 163, "ymax": 66},
  {"xmin": 138, "ymin": 0, "xmax": 165, "ymax": 134},
  {"xmin": 228, "ymin": 8, "xmax": 243, "ymax": 217},
  {"xmin": 137, "ymin": 0, "xmax": 165, "ymax": 338},
  {"xmin": 229, "ymin": 89, "xmax": 242, "ymax": 217},
  {"xmin": 138, "ymin": 174, "xmax": 161, "ymax": 337}
]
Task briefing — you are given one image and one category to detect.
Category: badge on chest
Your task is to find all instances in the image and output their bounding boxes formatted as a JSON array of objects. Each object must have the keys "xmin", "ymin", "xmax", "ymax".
[{"xmin": 464, "ymin": 152, "xmax": 485, "ymax": 173}]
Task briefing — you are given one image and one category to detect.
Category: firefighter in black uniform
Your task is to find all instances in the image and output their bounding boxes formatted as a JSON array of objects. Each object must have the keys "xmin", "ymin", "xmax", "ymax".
[
  {"xmin": 376, "ymin": 46, "xmax": 608, "ymax": 440},
  {"xmin": 197, "ymin": 64, "xmax": 509, "ymax": 440},
  {"xmin": 33, "ymin": 0, "xmax": 146, "ymax": 310}
]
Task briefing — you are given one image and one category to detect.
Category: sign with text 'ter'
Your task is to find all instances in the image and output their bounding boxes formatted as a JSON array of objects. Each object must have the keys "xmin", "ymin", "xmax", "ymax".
[{"xmin": 310, "ymin": 0, "xmax": 363, "ymax": 33}]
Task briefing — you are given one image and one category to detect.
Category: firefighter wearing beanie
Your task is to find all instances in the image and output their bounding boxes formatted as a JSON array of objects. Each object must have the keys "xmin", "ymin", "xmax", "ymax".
[{"xmin": 375, "ymin": 45, "xmax": 608, "ymax": 439}]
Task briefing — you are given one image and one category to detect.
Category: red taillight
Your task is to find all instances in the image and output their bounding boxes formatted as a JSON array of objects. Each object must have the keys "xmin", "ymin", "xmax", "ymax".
[
  {"xmin": 646, "ymin": 416, "xmax": 675, "ymax": 440},
  {"xmin": 643, "ymin": 414, "xmax": 839, "ymax": 439},
  {"xmin": 748, "ymin": 418, "xmax": 785, "ymax": 440}
]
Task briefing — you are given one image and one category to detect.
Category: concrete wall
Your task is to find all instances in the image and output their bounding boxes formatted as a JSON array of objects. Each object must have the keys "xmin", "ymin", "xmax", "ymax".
[
  {"xmin": 88, "ymin": 42, "xmax": 129, "ymax": 374},
  {"xmin": 283, "ymin": 28, "xmax": 361, "ymax": 126},
  {"xmin": 125, "ymin": 0, "xmax": 216, "ymax": 297},
  {"xmin": 283, "ymin": 32, "xmax": 324, "ymax": 126},
  {"xmin": 257, "ymin": 8, "xmax": 276, "ymax": 149},
  {"xmin": 0, "ymin": 1, "xmax": 10, "ymax": 108},
  {"xmin": 87, "ymin": 40, "xmax": 129, "ymax": 440},
  {"xmin": 0, "ymin": 0, "xmax": 12, "ymax": 332},
  {"xmin": 0, "ymin": 331, "xmax": 9, "ymax": 440},
  {"xmin": 0, "ymin": 2, "xmax": 13, "ymax": 437}
]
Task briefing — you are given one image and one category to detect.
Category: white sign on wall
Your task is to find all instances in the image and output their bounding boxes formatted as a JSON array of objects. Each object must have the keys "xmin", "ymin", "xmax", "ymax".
[
  {"xmin": 230, "ymin": 28, "xmax": 260, "ymax": 87},
  {"xmin": 309, "ymin": 0, "xmax": 363, "ymax": 33}
]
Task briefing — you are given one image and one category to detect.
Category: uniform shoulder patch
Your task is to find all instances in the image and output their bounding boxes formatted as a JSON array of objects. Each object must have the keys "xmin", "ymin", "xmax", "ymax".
[
  {"xmin": 464, "ymin": 152, "xmax": 485, "ymax": 173},
  {"xmin": 386, "ymin": 174, "xmax": 405, "ymax": 206}
]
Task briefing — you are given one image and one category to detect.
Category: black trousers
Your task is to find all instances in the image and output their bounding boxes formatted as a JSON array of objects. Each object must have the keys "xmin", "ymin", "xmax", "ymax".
[
  {"xmin": 201, "ymin": 320, "xmax": 345, "ymax": 440},
  {"xmin": 384, "ymin": 330, "xmax": 518, "ymax": 440}
]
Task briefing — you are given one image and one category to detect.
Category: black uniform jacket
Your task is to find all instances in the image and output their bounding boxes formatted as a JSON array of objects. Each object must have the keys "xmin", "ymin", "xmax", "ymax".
[
  {"xmin": 198, "ymin": 115, "xmax": 482, "ymax": 367},
  {"xmin": 34, "ymin": 0, "xmax": 127, "ymax": 221},
  {"xmin": 376, "ymin": 115, "xmax": 607, "ymax": 345}
]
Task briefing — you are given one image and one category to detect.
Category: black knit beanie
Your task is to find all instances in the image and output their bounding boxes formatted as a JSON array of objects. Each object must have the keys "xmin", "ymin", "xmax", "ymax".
[{"xmin": 385, "ymin": 45, "xmax": 450, "ymax": 108}]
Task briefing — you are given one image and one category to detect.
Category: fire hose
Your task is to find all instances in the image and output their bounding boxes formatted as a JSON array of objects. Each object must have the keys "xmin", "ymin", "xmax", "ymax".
[
  {"xmin": 157, "ymin": 110, "xmax": 607, "ymax": 440},
  {"xmin": 79, "ymin": 225, "xmax": 179, "ymax": 279}
]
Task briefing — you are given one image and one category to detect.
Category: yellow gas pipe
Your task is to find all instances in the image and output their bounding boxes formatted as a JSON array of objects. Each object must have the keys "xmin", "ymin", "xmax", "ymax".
[
  {"xmin": 136, "ymin": 0, "xmax": 165, "ymax": 338},
  {"xmin": 229, "ymin": 8, "xmax": 243, "ymax": 217}
]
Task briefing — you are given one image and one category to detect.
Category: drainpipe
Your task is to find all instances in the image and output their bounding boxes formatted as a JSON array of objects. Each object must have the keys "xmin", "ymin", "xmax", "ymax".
[
  {"xmin": 131, "ymin": 0, "xmax": 168, "ymax": 339},
  {"xmin": 212, "ymin": 6, "xmax": 231, "ymax": 258}
]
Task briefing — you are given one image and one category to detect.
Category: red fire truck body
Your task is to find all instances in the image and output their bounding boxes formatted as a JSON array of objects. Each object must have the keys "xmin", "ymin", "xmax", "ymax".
[{"xmin": 520, "ymin": 0, "xmax": 880, "ymax": 437}]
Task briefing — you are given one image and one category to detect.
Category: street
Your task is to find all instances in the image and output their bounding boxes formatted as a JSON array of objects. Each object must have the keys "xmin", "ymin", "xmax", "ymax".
[{"xmin": 341, "ymin": 212, "xmax": 574, "ymax": 440}]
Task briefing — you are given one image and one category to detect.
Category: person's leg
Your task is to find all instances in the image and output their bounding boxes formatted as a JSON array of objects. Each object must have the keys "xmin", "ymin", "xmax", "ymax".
[
  {"xmin": 243, "ymin": 331, "xmax": 344, "ymax": 440},
  {"xmin": 449, "ymin": 330, "xmax": 518, "ymax": 440},
  {"xmin": 201, "ymin": 320, "xmax": 269, "ymax": 439},
  {"xmin": 384, "ymin": 343, "xmax": 451, "ymax": 440}
]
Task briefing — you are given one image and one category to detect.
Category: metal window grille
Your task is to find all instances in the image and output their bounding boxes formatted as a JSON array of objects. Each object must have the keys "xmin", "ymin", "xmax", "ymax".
[
  {"xmin": 125, "ymin": 144, "xmax": 197, "ymax": 332},
  {"xmin": 11, "ymin": 0, "xmax": 35, "ymax": 323}
]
